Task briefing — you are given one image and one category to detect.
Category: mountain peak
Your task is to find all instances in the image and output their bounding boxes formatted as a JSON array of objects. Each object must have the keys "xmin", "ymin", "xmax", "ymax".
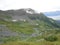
[{"xmin": 23, "ymin": 8, "xmax": 37, "ymax": 14}]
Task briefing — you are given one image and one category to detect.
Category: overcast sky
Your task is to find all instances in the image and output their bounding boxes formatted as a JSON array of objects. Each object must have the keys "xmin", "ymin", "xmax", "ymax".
[
  {"xmin": 0, "ymin": 0, "xmax": 60, "ymax": 20},
  {"xmin": 0, "ymin": 0, "xmax": 60, "ymax": 12}
]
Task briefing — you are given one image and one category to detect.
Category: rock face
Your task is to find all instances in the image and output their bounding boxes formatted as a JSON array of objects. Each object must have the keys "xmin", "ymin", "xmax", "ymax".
[{"xmin": 0, "ymin": 25, "xmax": 19, "ymax": 37}]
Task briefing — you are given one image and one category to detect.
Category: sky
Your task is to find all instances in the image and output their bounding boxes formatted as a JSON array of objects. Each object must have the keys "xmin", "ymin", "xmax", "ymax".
[{"xmin": 0, "ymin": 0, "xmax": 60, "ymax": 20}]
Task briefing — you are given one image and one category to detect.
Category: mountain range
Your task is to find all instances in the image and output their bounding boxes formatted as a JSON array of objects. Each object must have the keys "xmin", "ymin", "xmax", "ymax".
[
  {"xmin": 44, "ymin": 11, "xmax": 60, "ymax": 23},
  {"xmin": 0, "ymin": 8, "xmax": 60, "ymax": 44},
  {"xmin": 44, "ymin": 11, "xmax": 60, "ymax": 16}
]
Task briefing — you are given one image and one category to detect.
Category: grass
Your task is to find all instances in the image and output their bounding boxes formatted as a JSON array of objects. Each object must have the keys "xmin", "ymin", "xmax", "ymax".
[
  {"xmin": 1, "ymin": 40, "xmax": 60, "ymax": 45},
  {"xmin": 0, "ymin": 20, "xmax": 60, "ymax": 45},
  {"xmin": 0, "ymin": 20, "xmax": 35, "ymax": 34}
]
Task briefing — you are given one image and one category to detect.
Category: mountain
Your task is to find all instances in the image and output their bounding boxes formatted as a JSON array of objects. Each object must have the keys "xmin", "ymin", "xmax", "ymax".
[
  {"xmin": 0, "ymin": 8, "xmax": 60, "ymax": 28},
  {"xmin": 44, "ymin": 11, "xmax": 60, "ymax": 23},
  {"xmin": 44, "ymin": 11, "xmax": 60, "ymax": 16},
  {"xmin": 0, "ymin": 8, "xmax": 60, "ymax": 44},
  {"xmin": 56, "ymin": 20, "xmax": 60, "ymax": 25},
  {"xmin": 56, "ymin": 20, "xmax": 60, "ymax": 22}
]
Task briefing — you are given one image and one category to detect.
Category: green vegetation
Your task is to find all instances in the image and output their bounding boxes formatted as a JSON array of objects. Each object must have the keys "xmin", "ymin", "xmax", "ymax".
[
  {"xmin": 0, "ymin": 20, "xmax": 60, "ymax": 43},
  {"xmin": 0, "ymin": 40, "xmax": 60, "ymax": 45},
  {"xmin": 0, "ymin": 9, "xmax": 60, "ymax": 45},
  {"xmin": 44, "ymin": 35, "xmax": 58, "ymax": 42}
]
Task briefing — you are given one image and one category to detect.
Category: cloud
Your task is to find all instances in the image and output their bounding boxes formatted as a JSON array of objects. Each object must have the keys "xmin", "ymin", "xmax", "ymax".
[
  {"xmin": 0, "ymin": 0, "xmax": 60, "ymax": 12},
  {"xmin": 48, "ymin": 15, "xmax": 60, "ymax": 20}
]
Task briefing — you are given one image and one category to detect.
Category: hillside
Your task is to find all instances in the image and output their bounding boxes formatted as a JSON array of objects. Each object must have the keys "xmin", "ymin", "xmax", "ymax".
[
  {"xmin": 0, "ymin": 8, "xmax": 60, "ymax": 45},
  {"xmin": 0, "ymin": 8, "xmax": 60, "ymax": 28}
]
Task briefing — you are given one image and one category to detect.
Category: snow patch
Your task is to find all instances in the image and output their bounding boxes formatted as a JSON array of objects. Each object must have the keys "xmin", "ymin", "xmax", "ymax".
[{"xmin": 12, "ymin": 20, "xmax": 17, "ymax": 22}]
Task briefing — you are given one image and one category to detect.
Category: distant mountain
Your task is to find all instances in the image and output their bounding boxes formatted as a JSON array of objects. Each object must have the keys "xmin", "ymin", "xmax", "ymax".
[
  {"xmin": 43, "ymin": 11, "xmax": 60, "ymax": 26},
  {"xmin": 44, "ymin": 11, "xmax": 60, "ymax": 16},
  {"xmin": 56, "ymin": 20, "xmax": 60, "ymax": 23}
]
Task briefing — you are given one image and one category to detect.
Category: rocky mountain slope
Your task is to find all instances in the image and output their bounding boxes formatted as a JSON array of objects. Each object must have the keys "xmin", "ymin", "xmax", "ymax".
[{"xmin": 0, "ymin": 8, "xmax": 60, "ymax": 44}]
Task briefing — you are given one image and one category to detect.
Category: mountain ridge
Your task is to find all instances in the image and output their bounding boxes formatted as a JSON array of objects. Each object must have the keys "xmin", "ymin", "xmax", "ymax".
[
  {"xmin": 0, "ymin": 8, "xmax": 60, "ymax": 28},
  {"xmin": 44, "ymin": 11, "xmax": 60, "ymax": 16}
]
